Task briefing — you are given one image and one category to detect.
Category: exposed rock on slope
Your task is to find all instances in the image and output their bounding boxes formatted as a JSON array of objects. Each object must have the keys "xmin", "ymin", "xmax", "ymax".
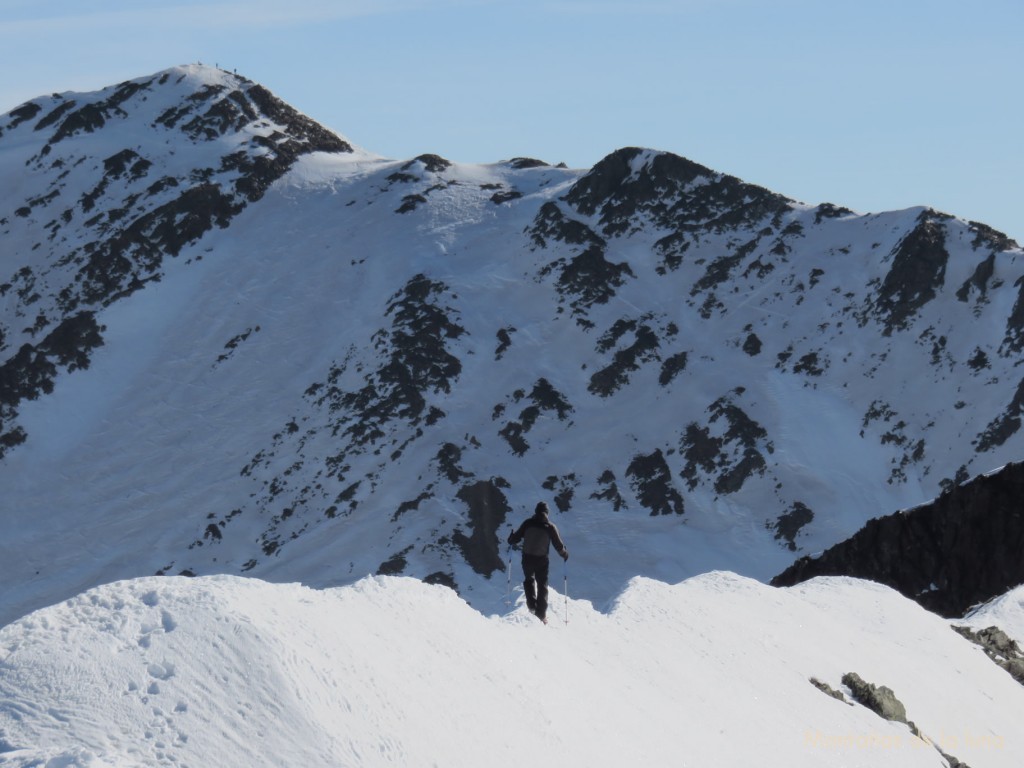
[
  {"xmin": 772, "ymin": 462, "xmax": 1024, "ymax": 617},
  {"xmin": 953, "ymin": 625, "xmax": 1024, "ymax": 687}
]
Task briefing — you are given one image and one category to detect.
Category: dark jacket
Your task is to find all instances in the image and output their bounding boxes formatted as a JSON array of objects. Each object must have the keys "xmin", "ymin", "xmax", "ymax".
[{"xmin": 509, "ymin": 513, "xmax": 568, "ymax": 560}]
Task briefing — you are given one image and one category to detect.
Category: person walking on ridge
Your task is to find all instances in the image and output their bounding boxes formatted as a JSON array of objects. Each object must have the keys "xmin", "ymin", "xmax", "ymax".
[{"xmin": 508, "ymin": 502, "xmax": 568, "ymax": 624}]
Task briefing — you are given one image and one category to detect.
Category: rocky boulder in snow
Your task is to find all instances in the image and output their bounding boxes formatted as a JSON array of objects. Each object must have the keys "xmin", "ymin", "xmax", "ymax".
[
  {"xmin": 953, "ymin": 625, "xmax": 1024, "ymax": 687},
  {"xmin": 842, "ymin": 672, "xmax": 909, "ymax": 724}
]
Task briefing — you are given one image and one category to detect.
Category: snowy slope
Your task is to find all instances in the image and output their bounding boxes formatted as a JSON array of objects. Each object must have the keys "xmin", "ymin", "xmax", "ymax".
[
  {"xmin": 2, "ymin": 65, "xmax": 1024, "ymax": 627},
  {"xmin": 1, "ymin": 573, "xmax": 1022, "ymax": 768},
  {"xmin": 964, "ymin": 585, "xmax": 1024, "ymax": 645}
]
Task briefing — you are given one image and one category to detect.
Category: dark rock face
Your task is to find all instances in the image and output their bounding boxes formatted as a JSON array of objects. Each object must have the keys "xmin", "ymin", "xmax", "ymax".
[
  {"xmin": 549, "ymin": 245, "xmax": 635, "ymax": 318},
  {"xmin": 377, "ymin": 546, "xmax": 412, "ymax": 576},
  {"xmin": 403, "ymin": 154, "xmax": 451, "ymax": 174},
  {"xmin": 5, "ymin": 101, "xmax": 42, "ymax": 131},
  {"xmin": 590, "ymin": 469, "xmax": 627, "ymax": 511},
  {"xmin": 325, "ymin": 274, "xmax": 465, "ymax": 448},
  {"xmin": 813, "ymin": 202, "xmax": 854, "ymax": 224},
  {"xmin": 956, "ymin": 252, "xmax": 995, "ymax": 304},
  {"xmin": 231, "ymin": 274, "xmax": 467, "ymax": 565},
  {"xmin": 528, "ymin": 198, "xmax": 635, "ymax": 323},
  {"xmin": 867, "ymin": 210, "xmax": 950, "ymax": 334},
  {"xmin": 968, "ymin": 220, "xmax": 1019, "ymax": 254},
  {"xmin": 452, "ymin": 478, "xmax": 511, "ymax": 576},
  {"xmin": 565, "ymin": 146, "xmax": 791, "ymax": 240},
  {"xmin": 768, "ymin": 502, "xmax": 814, "ymax": 551},
  {"xmin": 679, "ymin": 391, "xmax": 771, "ymax": 495},
  {"xmin": 772, "ymin": 462, "xmax": 1024, "ymax": 617},
  {"xmin": 0, "ymin": 312, "xmax": 104, "ymax": 457},
  {"xmin": 531, "ymin": 146, "xmax": 792, "ymax": 326},
  {"xmin": 975, "ymin": 376, "xmax": 1024, "ymax": 453},
  {"xmin": 529, "ymin": 201, "xmax": 605, "ymax": 249},
  {"xmin": 75, "ymin": 182, "xmax": 244, "ymax": 309},
  {"xmin": 588, "ymin": 319, "xmax": 661, "ymax": 396},
  {"xmin": 1002, "ymin": 277, "xmax": 1024, "ymax": 355},
  {"xmin": 626, "ymin": 449, "xmax": 685, "ymax": 516},
  {"xmin": 495, "ymin": 379, "xmax": 573, "ymax": 456},
  {"xmin": 506, "ymin": 157, "xmax": 549, "ymax": 169}
]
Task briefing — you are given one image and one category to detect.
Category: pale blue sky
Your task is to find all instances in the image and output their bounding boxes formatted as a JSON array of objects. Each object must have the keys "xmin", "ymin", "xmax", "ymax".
[{"xmin": 2, "ymin": 0, "xmax": 1021, "ymax": 241}]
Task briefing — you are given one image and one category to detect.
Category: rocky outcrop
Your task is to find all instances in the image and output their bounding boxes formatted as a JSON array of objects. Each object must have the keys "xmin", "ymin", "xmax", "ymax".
[
  {"xmin": 838, "ymin": 673, "xmax": 973, "ymax": 768},
  {"xmin": 953, "ymin": 625, "xmax": 1024, "ymax": 687},
  {"xmin": 809, "ymin": 677, "xmax": 849, "ymax": 704},
  {"xmin": 626, "ymin": 449, "xmax": 685, "ymax": 516},
  {"xmin": 772, "ymin": 462, "xmax": 1024, "ymax": 618},
  {"xmin": 496, "ymin": 378, "xmax": 573, "ymax": 455},
  {"xmin": 974, "ymin": 376, "xmax": 1024, "ymax": 452},
  {"xmin": 841, "ymin": 672, "xmax": 909, "ymax": 724},
  {"xmin": 679, "ymin": 390, "xmax": 772, "ymax": 495},
  {"xmin": 0, "ymin": 312, "xmax": 105, "ymax": 457},
  {"xmin": 564, "ymin": 147, "xmax": 791, "ymax": 239},
  {"xmin": 768, "ymin": 502, "xmax": 814, "ymax": 551},
  {"xmin": 452, "ymin": 478, "xmax": 511, "ymax": 577},
  {"xmin": 867, "ymin": 210, "xmax": 951, "ymax": 334}
]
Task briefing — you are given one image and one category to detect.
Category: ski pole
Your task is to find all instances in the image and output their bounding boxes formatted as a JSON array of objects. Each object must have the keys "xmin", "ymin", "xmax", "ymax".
[
  {"xmin": 563, "ymin": 559, "xmax": 569, "ymax": 626},
  {"xmin": 505, "ymin": 536, "xmax": 512, "ymax": 609}
]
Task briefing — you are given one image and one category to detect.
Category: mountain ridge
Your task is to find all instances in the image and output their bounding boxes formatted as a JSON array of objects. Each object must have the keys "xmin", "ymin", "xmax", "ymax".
[
  {"xmin": 2, "ymin": 65, "xmax": 1023, "ymax": 626},
  {"xmin": 2, "ymin": 572, "xmax": 1023, "ymax": 767}
]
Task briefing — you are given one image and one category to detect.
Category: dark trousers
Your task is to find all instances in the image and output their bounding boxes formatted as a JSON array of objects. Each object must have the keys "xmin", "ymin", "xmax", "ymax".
[{"xmin": 522, "ymin": 554, "xmax": 550, "ymax": 619}]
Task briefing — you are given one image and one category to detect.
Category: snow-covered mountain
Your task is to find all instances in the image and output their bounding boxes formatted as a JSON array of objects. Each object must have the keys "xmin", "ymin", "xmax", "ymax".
[
  {"xmin": 2, "ymin": 573, "xmax": 1023, "ymax": 767},
  {"xmin": 2, "ymin": 64, "xmax": 1023, "ymax": 627}
]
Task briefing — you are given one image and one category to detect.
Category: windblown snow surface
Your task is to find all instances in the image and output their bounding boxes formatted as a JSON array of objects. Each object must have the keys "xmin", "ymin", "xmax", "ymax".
[{"xmin": 1, "ymin": 574, "xmax": 1022, "ymax": 767}]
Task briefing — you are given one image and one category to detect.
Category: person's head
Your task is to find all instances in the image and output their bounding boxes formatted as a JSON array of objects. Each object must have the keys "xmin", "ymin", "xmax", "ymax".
[{"xmin": 534, "ymin": 501, "xmax": 549, "ymax": 518}]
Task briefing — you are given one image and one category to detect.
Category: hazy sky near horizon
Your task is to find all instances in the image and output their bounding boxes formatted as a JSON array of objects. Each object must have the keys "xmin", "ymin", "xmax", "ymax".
[{"xmin": 1, "ymin": 0, "xmax": 1021, "ymax": 241}]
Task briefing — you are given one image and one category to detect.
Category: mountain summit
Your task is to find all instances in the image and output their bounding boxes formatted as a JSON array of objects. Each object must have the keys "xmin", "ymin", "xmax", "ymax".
[{"xmin": 1, "ymin": 65, "xmax": 1022, "ymax": 625}]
